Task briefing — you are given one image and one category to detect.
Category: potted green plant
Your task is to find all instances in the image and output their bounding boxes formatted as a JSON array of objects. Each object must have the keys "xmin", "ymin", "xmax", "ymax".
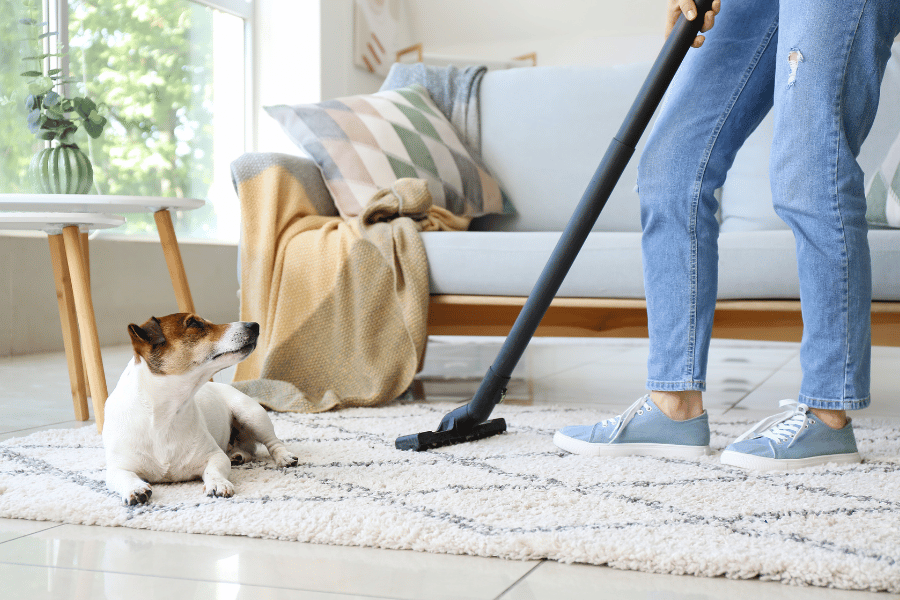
[{"xmin": 18, "ymin": 0, "xmax": 107, "ymax": 194}]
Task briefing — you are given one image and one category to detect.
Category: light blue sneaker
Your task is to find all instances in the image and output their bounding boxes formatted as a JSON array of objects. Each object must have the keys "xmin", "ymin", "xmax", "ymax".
[
  {"xmin": 720, "ymin": 400, "xmax": 862, "ymax": 472},
  {"xmin": 553, "ymin": 395, "xmax": 711, "ymax": 458}
]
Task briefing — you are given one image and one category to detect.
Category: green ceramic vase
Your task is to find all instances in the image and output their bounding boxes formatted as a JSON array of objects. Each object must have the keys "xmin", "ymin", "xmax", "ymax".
[{"xmin": 29, "ymin": 144, "xmax": 94, "ymax": 194}]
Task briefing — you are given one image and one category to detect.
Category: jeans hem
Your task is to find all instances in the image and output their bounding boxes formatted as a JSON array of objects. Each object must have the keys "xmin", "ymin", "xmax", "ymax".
[
  {"xmin": 799, "ymin": 393, "xmax": 871, "ymax": 411},
  {"xmin": 647, "ymin": 380, "xmax": 707, "ymax": 393}
]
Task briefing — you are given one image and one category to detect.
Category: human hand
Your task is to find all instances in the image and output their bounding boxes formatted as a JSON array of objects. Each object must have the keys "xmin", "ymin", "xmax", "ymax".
[{"xmin": 666, "ymin": 0, "xmax": 721, "ymax": 48}]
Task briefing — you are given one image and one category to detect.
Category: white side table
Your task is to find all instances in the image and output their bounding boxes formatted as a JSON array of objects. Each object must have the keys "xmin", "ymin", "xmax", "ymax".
[
  {"xmin": 0, "ymin": 194, "xmax": 205, "ymax": 314},
  {"xmin": 0, "ymin": 213, "xmax": 126, "ymax": 432}
]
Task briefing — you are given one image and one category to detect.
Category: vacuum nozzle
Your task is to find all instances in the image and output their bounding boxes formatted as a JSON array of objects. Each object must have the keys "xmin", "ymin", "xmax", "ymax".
[
  {"xmin": 395, "ymin": 417, "xmax": 507, "ymax": 451},
  {"xmin": 396, "ymin": 368, "xmax": 510, "ymax": 451}
]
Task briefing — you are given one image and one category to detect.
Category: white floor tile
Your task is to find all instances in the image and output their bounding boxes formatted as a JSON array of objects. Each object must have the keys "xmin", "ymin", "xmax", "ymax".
[
  {"xmin": 531, "ymin": 360, "xmax": 647, "ymax": 405},
  {"xmin": 731, "ymin": 368, "xmax": 803, "ymax": 410},
  {"xmin": 870, "ymin": 349, "xmax": 900, "ymax": 415},
  {"xmin": 0, "ymin": 562, "xmax": 377, "ymax": 600},
  {"xmin": 526, "ymin": 340, "xmax": 648, "ymax": 380},
  {"xmin": 705, "ymin": 339, "xmax": 800, "ymax": 371},
  {"xmin": 0, "ymin": 346, "xmax": 131, "ymax": 434},
  {"xmin": 417, "ymin": 337, "xmax": 529, "ymax": 380},
  {"xmin": 502, "ymin": 560, "xmax": 887, "ymax": 600},
  {"xmin": 0, "ymin": 350, "xmax": 90, "ymax": 433},
  {"xmin": 856, "ymin": 403, "xmax": 900, "ymax": 419},
  {"xmin": 719, "ymin": 406, "xmax": 779, "ymax": 420},
  {"xmin": 0, "ymin": 519, "xmax": 61, "ymax": 544},
  {"xmin": 732, "ymin": 344, "xmax": 900, "ymax": 417},
  {"xmin": 0, "ymin": 524, "xmax": 536, "ymax": 600}
]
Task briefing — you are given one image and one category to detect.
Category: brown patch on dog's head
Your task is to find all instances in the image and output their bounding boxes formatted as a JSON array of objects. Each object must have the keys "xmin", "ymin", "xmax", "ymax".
[
  {"xmin": 128, "ymin": 317, "xmax": 166, "ymax": 372},
  {"xmin": 127, "ymin": 313, "xmax": 234, "ymax": 376}
]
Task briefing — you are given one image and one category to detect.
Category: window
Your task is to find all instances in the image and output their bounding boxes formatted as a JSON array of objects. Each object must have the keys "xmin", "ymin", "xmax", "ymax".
[
  {"xmin": 0, "ymin": 0, "xmax": 251, "ymax": 243},
  {"xmin": 0, "ymin": 1, "xmax": 43, "ymax": 193}
]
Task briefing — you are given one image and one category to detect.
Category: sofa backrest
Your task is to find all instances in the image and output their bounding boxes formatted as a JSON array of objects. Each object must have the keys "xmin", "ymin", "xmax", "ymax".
[
  {"xmin": 720, "ymin": 41, "xmax": 900, "ymax": 232},
  {"xmin": 474, "ymin": 62, "xmax": 653, "ymax": 233},
  {"xmin": 474, "ymin": 41, "xmax": 900, "ymax": 234}
]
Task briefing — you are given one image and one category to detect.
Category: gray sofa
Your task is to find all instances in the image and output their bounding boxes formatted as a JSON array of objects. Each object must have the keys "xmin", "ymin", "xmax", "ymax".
[
  {"xmin": 248, "ymin": 47, "xmax": 900, "ymax": 345},
  {"xmin": 421, "ymin": 47, "xmax": 900, "ymax": 345}
]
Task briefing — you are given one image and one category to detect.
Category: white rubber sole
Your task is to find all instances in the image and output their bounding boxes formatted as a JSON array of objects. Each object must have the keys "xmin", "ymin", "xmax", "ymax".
[
  {"xmin": 719, "ymin": 450, "xmax": 862, "ymax": 472},
  {"xmin": 553, "ymin": 431, "xmax": 711, "ymax": 458}
]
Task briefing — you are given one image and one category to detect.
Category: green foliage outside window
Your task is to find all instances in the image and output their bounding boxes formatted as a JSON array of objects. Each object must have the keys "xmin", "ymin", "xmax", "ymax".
[
  {"xmin": 0, "ymin": 0, "xmax": 42, "ymax": 192},
  {"xmin": 1, "ymin": 0, "xmax": 228, "ymax": 238}
]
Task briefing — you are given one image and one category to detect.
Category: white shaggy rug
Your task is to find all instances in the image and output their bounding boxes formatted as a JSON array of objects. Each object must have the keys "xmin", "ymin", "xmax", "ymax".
[{"xmin": 1, "ymin": 401, "xmax": 899, "ymax": 592}]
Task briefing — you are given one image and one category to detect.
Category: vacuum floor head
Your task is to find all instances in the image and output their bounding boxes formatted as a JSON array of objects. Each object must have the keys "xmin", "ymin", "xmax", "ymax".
[{"xmin": 395, "ymin": 418, "xmax": 507, "ymax": 451}]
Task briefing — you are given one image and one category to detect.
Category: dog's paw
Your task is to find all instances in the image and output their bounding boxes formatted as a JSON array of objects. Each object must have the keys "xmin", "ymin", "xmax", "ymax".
[
  {"xmin": 229, "ymin": 450, "xmax": 252, "ymax": 466},
  {"xmin": 123, "ymin": 485, "xmax": 152, "ymax": 506},
  {"xmin": 272, "ymin": 447, "xmax": 299, "ymax": 468},
  {"xmin": 205, "ymin": 479, "xmax": 234, "ymax": 498}
]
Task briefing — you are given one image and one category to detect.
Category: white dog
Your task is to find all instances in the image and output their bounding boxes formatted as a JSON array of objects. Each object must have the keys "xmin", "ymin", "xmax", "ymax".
[{"xmin": 103, "ymin": 313, "xmax": 298, "ymax": 505}]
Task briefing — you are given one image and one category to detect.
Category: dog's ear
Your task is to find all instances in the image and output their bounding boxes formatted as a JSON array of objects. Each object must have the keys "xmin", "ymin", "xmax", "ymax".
[{"xmin": 128, "ymin": 317, "xmax": 166, "ymax": 348}]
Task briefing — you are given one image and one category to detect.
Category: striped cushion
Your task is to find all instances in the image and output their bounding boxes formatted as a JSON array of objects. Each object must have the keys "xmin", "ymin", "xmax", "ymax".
[{"xmin": 265, "ymin": 85, "xmax": 505, "ymax": 218}]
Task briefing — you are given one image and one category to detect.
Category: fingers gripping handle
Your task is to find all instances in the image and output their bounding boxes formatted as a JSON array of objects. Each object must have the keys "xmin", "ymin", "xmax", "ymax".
[{"xmin": 677, "ymin": 0, "xmax": 717, "ymax": 47}]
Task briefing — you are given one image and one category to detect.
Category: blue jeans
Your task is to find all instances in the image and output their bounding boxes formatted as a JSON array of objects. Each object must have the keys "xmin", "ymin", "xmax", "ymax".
[{"xmin": 638, "ymin": 0, "xmax": 900, "ymax": 410}]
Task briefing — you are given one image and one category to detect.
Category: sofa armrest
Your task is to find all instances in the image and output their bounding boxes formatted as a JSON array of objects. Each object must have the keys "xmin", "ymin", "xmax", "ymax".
[{"xmin": 231, "ymin": 152, "xmax": 339, "ymax": 218}]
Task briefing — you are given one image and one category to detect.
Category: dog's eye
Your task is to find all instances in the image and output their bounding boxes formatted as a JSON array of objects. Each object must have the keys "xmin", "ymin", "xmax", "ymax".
[{"xmin": 186, "ymin": 317, "xmax": 204, "ymax": 330}]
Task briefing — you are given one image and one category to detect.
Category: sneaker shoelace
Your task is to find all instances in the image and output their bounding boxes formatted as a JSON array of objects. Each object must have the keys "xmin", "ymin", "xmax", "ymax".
[
  {"xmin": 602, "ymin": 395, "xmax": 653, "ymax": 442},
  {"xmin": 733, "ymin": 400, "xmax": 810, "ymax": 448}
]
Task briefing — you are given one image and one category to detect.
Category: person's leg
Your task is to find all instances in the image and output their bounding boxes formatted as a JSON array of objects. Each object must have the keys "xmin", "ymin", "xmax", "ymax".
[
  {"xmin": 721, "ymin": 0, "xmax": 900, "ymax": 471},
  {"xmin": 555, "ymin": 1, "xmax": 780, "ymax": 456},
  {"xmin": 640, "ymin": 0, "xmax": 779, "ymax": 417},
  {"xmin": 771, "ymin": 0, "xmax": 899, "ymax": 417}
]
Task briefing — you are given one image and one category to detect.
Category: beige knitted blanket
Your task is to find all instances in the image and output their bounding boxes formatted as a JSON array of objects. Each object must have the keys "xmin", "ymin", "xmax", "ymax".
[{"xmin": 231, "ymin": 157, "xmax": 468, "ymax": 412}]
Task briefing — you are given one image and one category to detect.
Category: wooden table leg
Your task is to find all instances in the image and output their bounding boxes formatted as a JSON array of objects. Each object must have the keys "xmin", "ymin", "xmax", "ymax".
[
  {"xmin": 80, "ymin": 231, "xmax": 90, "ymax": 287},
  {"xmin": 78, "ymin": 231, "xmax": 91, "ymax": 394},
  {"xmin": 62, "ymin": 225, "xmax": 108, "ymax": 433},
  {"xmin": 48, "ymin": 234, "xmax": 90, "ymax": 422},
  {"xmin": 153, "ymin": 209, "xmax": 196, "ymax": 314}
]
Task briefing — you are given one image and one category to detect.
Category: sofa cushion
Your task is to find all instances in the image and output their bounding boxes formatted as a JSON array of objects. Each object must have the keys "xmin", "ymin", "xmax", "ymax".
[
  {"xmin": 720, "ymin": 41, "xmax": 900, "ymax": 232},
  {"xmin": 421, "ymin": 231, "xmax": 646, "ymax": 297},
  {"xmin": 474, "ymin": 63, "xmax": 656, "ymax": 234},
  {"xmin": 264, "ymin": 85, "xmax": 505, "ymax": 219},
  {"xmin": 421, "ymin": 230, "xmax": 900, "ymax": 301}
]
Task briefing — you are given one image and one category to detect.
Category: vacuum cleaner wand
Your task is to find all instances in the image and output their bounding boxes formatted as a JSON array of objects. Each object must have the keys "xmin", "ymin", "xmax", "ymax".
[{"xmin": 396, "ymin": 1, "xmax": 716, "ymax": 451}]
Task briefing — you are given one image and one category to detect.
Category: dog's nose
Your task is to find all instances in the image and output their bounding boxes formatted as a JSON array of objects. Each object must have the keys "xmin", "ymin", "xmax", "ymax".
[{"xmin": 247, "ymin": 322, "xmax": 260, "ymax": 336}]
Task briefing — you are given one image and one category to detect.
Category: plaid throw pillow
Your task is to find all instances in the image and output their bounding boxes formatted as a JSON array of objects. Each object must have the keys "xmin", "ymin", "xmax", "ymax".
[{"xmin": 265, "ymin": 85, "xmax": 505, "ymax": 218}]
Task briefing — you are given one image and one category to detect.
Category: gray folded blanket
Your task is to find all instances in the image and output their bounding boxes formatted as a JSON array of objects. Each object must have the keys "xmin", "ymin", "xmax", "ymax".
[{"xmin": 380, "ymin": 63, "xmax": 487, "ymax": 158}]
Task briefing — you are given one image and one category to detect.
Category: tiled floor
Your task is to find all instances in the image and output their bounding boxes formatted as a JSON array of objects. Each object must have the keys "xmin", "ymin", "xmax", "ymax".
[{"xmin": 1, "ymin": 337, "xmax": 898, "ymax": 599}]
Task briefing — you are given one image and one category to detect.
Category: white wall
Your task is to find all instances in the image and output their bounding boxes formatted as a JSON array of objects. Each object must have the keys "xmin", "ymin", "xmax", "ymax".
[
  {"xmin": 407, "ymin": 0, "xmax": 664, "ymax": 67},
  {"xmin": 0, "ymin": 233, "xmax": 239, "ymax": 357},
  {"xmin": 320, "ymin": 0, "xmax": 393, "ymax": 100},
  {"xmin": 316, "ymin": 0, "xmax": 665, "ymax": 101},
  {"xmin": 258, "ymin": 0, "xmax": 666, "ymax": 126}
]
